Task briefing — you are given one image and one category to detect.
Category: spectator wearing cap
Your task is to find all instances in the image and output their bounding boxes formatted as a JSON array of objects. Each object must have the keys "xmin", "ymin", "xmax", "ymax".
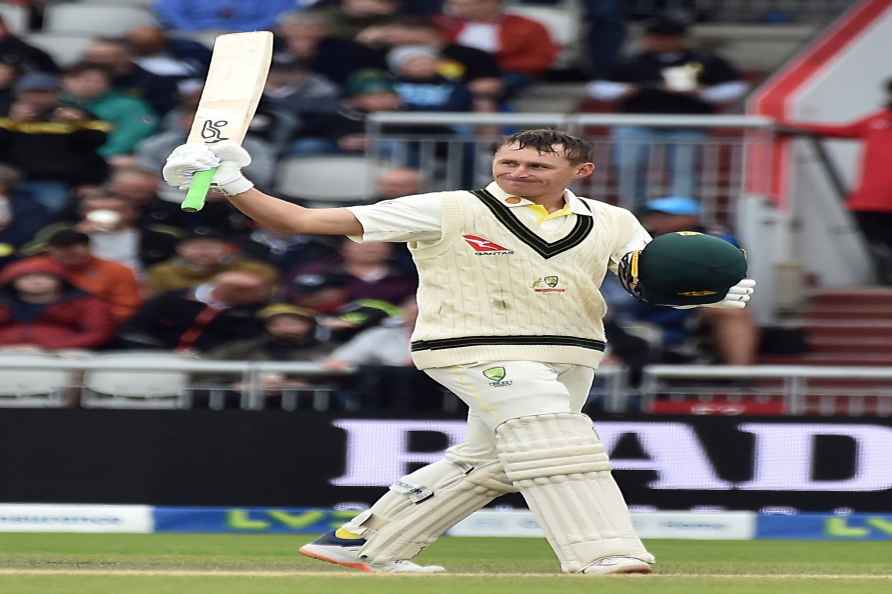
[
  {"xmin": 0, "ymin": 73, "xmax": 110, "ymax": 213},
  {"xmin": 0, "ymin": 15, "xmax": 57, "ymax": 73},
  {"xmin": 0, "ymin": 258, "xmax": 116, "ymax": 351},
  {"xmin": 0, "ymin": 164, "xmax": 53, "ymax": 268},
  {"xmin": 436, "ymin": 0, "xmax": 559, "ymax": 95},
  {"xmin": 119, "ymin": 269, "xmax": 273, "ymax": 352},
  {"xmin": 154, "ymin": 0, "xmax": 298, "ymax": 32},
  {"xmin": 325, "ymin": 295, "xmax": 417, "ymax": 367},
  {"xmin": 602, "ymin": 195, "xmax": 758, "ymax": 365},
  {"xmin": 288, "ymin": 238, "xmax": 416, "ymax": 314},
  {"xmin": 145, "ymin": 233, "xmax": 279, "ymax": 296},
  {"xmin": 25, "ymin": 229, "xmax": 142, "ymax": 323},
  {"xmin": 387, "ymin": 45, "xmax": 473, "ymax": 113},
  {"xmin": 588, "ymin": 16, "xmax": 748, "ymax": 207},
  {"xmin": 61, "ymin": 62, "xmax": 158, "ymax": 161}
]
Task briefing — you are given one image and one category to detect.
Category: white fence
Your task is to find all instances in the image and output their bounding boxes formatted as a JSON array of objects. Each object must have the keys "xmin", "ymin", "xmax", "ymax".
[{"xmin": 365, "ymin": 113, "xmax": 776, "ymax": 229}]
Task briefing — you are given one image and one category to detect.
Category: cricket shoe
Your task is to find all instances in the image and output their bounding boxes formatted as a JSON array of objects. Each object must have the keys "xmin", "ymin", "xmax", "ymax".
[
  {"xmin": 299, "ymin": 529, "xmax": 446, "ymax": 573},
  {"xmin": 580, "ymin": 554, "xmax": 655, "ymax": 575}
]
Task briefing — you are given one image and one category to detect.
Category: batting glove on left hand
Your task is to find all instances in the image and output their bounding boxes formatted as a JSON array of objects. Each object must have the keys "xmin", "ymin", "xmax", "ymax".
[{"xmin": 674, "ymin": 279, "xmax": 756, "ymax": 310}]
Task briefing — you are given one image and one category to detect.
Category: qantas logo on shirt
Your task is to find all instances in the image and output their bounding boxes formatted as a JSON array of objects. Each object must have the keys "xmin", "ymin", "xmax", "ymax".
[{"xmin": 463, "ymin": 234, "xmax": 514, "ymax": 255}]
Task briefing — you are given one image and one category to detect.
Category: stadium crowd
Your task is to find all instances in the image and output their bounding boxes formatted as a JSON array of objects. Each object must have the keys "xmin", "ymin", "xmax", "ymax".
[{"xmin": 0, "ymin": 0, "xmax": 766, "ymax": 409}]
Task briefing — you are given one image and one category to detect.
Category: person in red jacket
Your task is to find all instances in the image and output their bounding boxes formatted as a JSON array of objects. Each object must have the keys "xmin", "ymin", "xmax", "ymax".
[
  {"xmin": 0, "ymin": 258, "xmax": 116, "ymax": 351},
  {"xmin": 782, "ymin": 78, "xmax": 892, "ymax": 284},
  {"xmin": 436, "ymin": 0, "xmax": 558, "ymax": 97}
]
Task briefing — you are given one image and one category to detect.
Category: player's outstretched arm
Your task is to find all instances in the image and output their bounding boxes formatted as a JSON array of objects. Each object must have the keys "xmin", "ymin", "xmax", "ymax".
[{"xmin": 163, "ymin": 143, "xmax": 363, "ymax": 237}]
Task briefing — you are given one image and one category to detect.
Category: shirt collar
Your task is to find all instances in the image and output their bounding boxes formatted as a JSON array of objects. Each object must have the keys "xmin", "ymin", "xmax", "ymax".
[{"xmin": 485, "ymin": 181, "xmax": 591, "ymax": 216}]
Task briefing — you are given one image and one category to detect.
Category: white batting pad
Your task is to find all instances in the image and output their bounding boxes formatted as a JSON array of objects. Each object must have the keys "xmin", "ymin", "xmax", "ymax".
[
  {"xmin": 346, "ymin": 458, "xmax": 515, "ymax": 563},
  {"xmin": 496, "ymin": 413, "xmax": 653, "ymax": 573}
]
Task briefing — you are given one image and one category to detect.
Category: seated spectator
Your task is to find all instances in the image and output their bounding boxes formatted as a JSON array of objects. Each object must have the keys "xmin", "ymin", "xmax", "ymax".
[
  {"xmin": 28, "ymin": 229, "xmax": 142, "ymax": 324},
  {"xmin": 276, "ymin": 10, "xmax": 386, "ymax": 87},
  {"xmin": 319, "ymin": 0, "xmax": 402, "ymax": 40},
  {"xmin": 387, "ymin": 45, "xmax": 473, "ymax": 113},
  {"xmin": 154, "ymin": 0, "xmax": 298, "ymax": 32},
  {"xmin": 0, "ymin": 75, "xmax": 109, "ymax": 212},
  {"xmin": 0, "ymin": 258, "xmax": 116, "ymax": 351},
  {"xmin": 0, "ymin": 14, "xmax": 57, "ymax": 73},
  {"xmin": 31, "ymin": 192, "xmax": 181, "ymax": 274},
  {"xmin": 436, "ymin": 0, "xmax": 559, "ymax": 95},
  {"xmin": 84, "ymin": 37, "xmax": 179, "ymax": 117},
  {"xmin": 241, "ymin": 227, "xmax": 340, "ymax": 274},
  {"xmin": 0, "ymin": 164, "xmax": 53, "ymax": 268},
  {"xmin": 126, "ymin": 25, "xmax": 212, "ymax": 82},
  {"xmin": 119, "ymin": 270, "xmax": 273, "ymax": 352},
  {"xmin": 262, "ymin": 55, "xmax": 341, "ymax": 138},
  {"xmin": 355, "ymin": 16, "xmax": 503, "ymax": 112},
  {"xmin": 145, "ymin": 233, "xmax": 279, "ymax": 295},
  {"xmin": 325, "ymin": 295, "xmax": 416, "ymax": 367},
  {"xmin": 288, "ymin": 238, "xmax": 417, "ymax": 313},
  {"xmin": 136, "ymin": 80, "xmax": 276, "ymax": 188},
  {"xmin": 61, "ymin": 62, "xmax": 158, "ymax": 161},
  {"xmin": 605, "ymin": 196, "xmax": 758, "ymax": 365},
  {"xmin": 0, "ymin": 58, "xmax": 23, "ymax": 115},
  {"xmin": 587, "ymin": 16, "xmax": 748, "ymax": 207}
]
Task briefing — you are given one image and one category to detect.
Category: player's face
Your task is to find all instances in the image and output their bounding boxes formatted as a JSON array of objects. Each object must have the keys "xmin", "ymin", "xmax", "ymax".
[{"xmin": 492, "ymin": 143, "xmax": 593, "ymax": 200}]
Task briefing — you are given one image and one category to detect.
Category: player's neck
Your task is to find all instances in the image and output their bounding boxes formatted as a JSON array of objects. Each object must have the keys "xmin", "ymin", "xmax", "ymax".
[{"xmin": 529, "ymin": 191, "xmax": 568, "ymax": 213}]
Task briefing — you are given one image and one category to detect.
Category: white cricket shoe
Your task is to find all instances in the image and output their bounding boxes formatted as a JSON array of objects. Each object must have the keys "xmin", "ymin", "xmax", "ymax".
[
  {"xmin": 580, "ymin": 555, "xmax": 655, "ymax": 575},
  {"xmin": 299, "ymin": 529, "xmax": 446, "ymax": 574}
]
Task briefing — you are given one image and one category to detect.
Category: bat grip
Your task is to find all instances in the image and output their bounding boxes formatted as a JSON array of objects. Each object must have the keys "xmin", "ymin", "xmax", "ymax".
[{"xmin": 181, "ymin": 167, "xmax": 217, "ymax": 212}]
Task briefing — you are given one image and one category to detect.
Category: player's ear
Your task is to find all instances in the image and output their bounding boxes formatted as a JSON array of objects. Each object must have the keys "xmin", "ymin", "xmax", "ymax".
[{"xmin": 575, "ymin": 162, "xmax": 595, "ymax": 178}]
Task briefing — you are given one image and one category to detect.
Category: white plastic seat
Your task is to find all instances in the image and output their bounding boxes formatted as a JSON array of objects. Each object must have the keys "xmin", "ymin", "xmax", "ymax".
[
  {"xmin": 0, "ymin": 4, "xmax": 28, "ymax": 34},
  {"xmin": 82, "ymin": 352, "xmax": 191, "ymax": 409},
  {"xmin": 0, "ymin": 354, "xmax": 72, "ymax": 408},
  {"xmin": 25, "ymin": 33, "xmax": 93, "ymax": 66},
  {"xmin": 275, "ymin": 156, "xmax": 378, "ymax": 203},
  {"xmin": 44, "ymin": 3, "xmax": 156, "ymax": 35}
]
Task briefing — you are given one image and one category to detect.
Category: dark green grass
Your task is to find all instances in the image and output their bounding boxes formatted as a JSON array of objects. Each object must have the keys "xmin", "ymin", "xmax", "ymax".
[{"xmin": 0, "ymin": 534, "xmax": 889, "ymax": 594}]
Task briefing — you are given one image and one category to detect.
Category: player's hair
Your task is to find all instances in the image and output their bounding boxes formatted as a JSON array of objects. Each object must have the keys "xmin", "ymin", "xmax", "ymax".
[{"xmin": 501, "ymin": 129, "xmax": 593, "ymax": 165}]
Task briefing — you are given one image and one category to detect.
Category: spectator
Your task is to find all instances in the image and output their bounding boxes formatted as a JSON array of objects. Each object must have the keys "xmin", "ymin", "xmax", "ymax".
[
  {"xmin": 119, "ymin": 269, "xmax": 273, "ymax": 352},
  {"xmin": 355, "ymin": 16, "xmax": 503, "ymax": 112},
  {"xmin": 0, "ymin": 164, "xmax": 53, "ymax": 267},
  {"xmin": 0, "ymin": 15, "xmax": 57, "ymax": 73},
  {"xmin": 61, "ymin": 63, "xmax": 158, "ymax": 160},
  {"xmin": 126, "ymin": 25, "xmax": 212, "ymax": 82},
  {"xmin": 288, "ymin": 238, "xmax": 416, "ymax": 313},
  {"xmin": 325, "ymin": 295, "xmax": 416, "ymax": 367},
  {"xmin": 31, "ymin": 192, "xmax": 181, "ymax": 273},
  {"xmin": 145, "ymin": 233, "xmax": 279, "ymax": 295},
  {"xmin": 24, "ymin": 229, "xmax": 142, "ymax": 324},
  {"xmin": 241, "ymin": 227, "xmax": 340, "ymax": 275},
  {"xmin": 780, "ymin": 78, "xmax": 892, "ymax": 284},
  {"xmin": 588, "ymin": 16, "xmax": 748, "ymax": 207},
  {"xmin": 0, "ymin": 75, "xmax": 109, "ymax": 212},
  {"xmin": 436, "ymin": 0, "xmax": 559, "ymax": 94},
  {"xmin": 319, "ymin": 0, "xmax": 403, "ymax": 40},
  {"xmin": 262, "ymin": 55, "xmax": 341, "ymax": 137},
  {"xmin": 84, "ymin": 37, "xmax": 179, "ymax": 116},
  {"xmin": 387, "ymin": 45, "xmax": 473, "ymax": 113},
  {"xmin": 135, "ymin": 80, "xmax": 275, "ymax": 188},
  {"xmin": 154, "ymin": 0, "xmax": 298, "ymax": 32},
  {"xmin": 0, "ymin": 58, "xmax": 23, "ymax": 115},
  {"xmin": 605, "ymin": 196, "xmax": 758, "ymax": 365},
  {"xmin": 276, "ymin": 10, "xmax": 386, "ymax": 87},
  {"xmin": 0, "ymin": 258, "xmax": 116, "ymax": 351}
]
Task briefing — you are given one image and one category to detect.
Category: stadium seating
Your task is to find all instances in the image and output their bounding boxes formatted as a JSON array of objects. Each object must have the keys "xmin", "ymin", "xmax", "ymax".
[
  {"xmin": 81, "ymin": 352, "xmax": 192, "ymax": 409},
  {"xmin": 0, "ymin": 3, "xmax": 28, "ymax": 34},
  {"xmin": 44, "ymin": 3, "xmax": 156, "ymax": 35},
  {"xmin": 24, "ymin": 32, "xmax": 92, "ymax": 66},
  {"xmin": 274, "ymin": 156, "xmax": 378, "ymax": 203},
  {"xmin": 0, "ymin": 354, "xmax": 73, "ymax": 408}
]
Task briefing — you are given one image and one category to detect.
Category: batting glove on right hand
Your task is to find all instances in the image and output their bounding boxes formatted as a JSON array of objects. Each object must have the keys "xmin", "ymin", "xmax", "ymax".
[{"xmin": 162, "ymin": 142, "xmax": 254, "ymax": 196}]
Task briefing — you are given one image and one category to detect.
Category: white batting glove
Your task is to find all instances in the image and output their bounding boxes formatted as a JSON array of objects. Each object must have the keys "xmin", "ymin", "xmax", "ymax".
[
  {"xmin": 162, "ymin": 142, "xmax": 254, "ymax": 196},
  {"xmin": 703, "ymin": 278, "xmax": 756, "ymax": 309}
]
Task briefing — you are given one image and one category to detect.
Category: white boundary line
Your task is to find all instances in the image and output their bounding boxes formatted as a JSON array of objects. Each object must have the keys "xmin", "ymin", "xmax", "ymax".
[{"xmin": 0, "ymin": 569, "xmax": 890, "ymax": 579}]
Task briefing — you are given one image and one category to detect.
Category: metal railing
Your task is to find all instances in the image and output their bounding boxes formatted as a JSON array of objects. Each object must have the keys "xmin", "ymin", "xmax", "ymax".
[
  {"xmin": 365, "ymin": 112, "xmax": 776, "ymax": 228},
  {"xmin": 621, "ymin": 0, "xmax": 851, "ymax": 23}
]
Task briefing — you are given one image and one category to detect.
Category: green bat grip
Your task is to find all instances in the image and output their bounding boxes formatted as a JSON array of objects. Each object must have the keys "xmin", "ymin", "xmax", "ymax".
[{"xmin": 181, "ymin": 167, "xmax": 217, "ymax": 212}]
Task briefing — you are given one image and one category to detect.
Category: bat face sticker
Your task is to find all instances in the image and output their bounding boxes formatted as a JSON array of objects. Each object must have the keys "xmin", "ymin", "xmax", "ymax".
[{"xmin": 201, "ymin": 119, "xmax": 230, "ymax": 143}]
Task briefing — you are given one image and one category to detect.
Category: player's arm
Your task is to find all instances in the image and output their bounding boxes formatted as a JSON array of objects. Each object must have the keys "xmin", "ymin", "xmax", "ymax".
[{"xmin": 163, "ymin": 143, "xmax": 363, "ymax": 236}]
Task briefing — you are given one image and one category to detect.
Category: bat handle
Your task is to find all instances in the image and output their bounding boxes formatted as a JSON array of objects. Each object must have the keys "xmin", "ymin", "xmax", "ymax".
[{"xmin": 181, "ymin": 167, "xmax": 217, "ymax": 212}]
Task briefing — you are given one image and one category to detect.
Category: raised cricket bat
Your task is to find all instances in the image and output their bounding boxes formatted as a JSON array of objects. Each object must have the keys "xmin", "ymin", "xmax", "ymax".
[{"xmin": 181, "ymin": 31, "xmax": 273, "ymax": 212}]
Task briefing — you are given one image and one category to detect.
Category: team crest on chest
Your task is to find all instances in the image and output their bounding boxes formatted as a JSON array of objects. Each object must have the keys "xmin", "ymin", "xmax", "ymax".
[{"xmin": 532, "ymin": 275, "xmax": 566, "ymax": 293}]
